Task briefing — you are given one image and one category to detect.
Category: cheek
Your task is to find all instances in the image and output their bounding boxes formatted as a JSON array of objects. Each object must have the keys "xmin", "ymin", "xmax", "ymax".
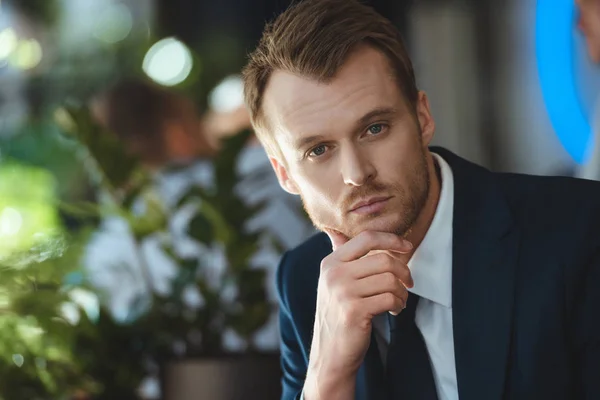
[
  {"xmin": 295, "ymin": 169, "xmax": 340, "ymax": 209},
  {"xmin": 299, "ymin": 178, "xmax": 337, "ymax": 206},
  {"xmin": 373, "ymin": 132, "xmax": 420, "ymax": 171}
]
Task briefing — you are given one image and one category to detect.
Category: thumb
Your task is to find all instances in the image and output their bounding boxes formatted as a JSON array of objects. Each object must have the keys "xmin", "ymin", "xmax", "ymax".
[{"xmin": 324, "ymin": 228, "xmax": 349, "ymax": 251}]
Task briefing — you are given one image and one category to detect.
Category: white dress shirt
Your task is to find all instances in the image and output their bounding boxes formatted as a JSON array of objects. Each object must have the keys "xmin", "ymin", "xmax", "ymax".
[{"xmin": 372, "ymin": 152, "xmax": 458, "ymax": 400}]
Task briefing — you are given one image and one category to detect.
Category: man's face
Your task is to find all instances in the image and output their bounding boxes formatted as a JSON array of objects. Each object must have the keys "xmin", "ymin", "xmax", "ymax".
[
  {"xmin": 262, "ymin": 45, "xmax": 436, "ymax": 240},
  {"xmin": 577, "ymin": 0, "xmax": 600, "ymax": 63}
]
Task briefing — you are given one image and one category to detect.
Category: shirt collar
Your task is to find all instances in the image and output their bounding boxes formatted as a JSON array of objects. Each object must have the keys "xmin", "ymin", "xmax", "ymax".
[{"xmin": 407, "ymin": 152, "xmax": 454, "ymax": 308}]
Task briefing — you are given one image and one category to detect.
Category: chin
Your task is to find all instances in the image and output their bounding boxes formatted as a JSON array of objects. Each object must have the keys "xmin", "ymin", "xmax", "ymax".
[{"xmin": 346, "ymin": 213, "xmax": 409, "ymax": 239}]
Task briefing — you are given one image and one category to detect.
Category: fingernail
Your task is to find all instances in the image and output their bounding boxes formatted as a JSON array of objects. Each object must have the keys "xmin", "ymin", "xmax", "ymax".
[{"xmin": 404, "ymin": 240, "xmax": 413, "ymax": 250}]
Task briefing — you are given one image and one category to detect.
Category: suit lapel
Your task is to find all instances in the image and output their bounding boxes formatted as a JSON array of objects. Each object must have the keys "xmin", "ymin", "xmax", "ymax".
[{"xmin": 438, "ymin": 148, "xmax": 520, "ymax": 400}]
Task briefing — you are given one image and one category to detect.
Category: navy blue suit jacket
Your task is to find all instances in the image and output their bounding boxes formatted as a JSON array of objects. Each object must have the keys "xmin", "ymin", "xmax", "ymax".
[{"xmin": 276, "ymin": 148, "xmax": 600, "ymax": 400}]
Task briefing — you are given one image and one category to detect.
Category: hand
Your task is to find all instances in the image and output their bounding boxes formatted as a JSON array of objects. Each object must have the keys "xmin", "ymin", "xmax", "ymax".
[{"xmin": 303, "ymin": 230, "xmax": 413, "ymax": 399}]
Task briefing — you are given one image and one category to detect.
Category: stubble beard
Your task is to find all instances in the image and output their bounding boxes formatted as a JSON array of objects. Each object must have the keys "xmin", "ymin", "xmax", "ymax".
[{"xmin": 301, "ymin": 147, "xmax": 431, "ymax": 240}]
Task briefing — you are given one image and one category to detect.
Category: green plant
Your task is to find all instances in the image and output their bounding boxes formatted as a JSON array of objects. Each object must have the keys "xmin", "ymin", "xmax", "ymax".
[
  {"xmin": 0, "ymin": 104, "xmax": 275, "ymax": 399},
  {"xmin": 173, "ymin": 128, "xmax": 273, "ymax": 354},
  {"xmin": 0, "ymin": 231, "xmax": 100, "ymax": 400}
]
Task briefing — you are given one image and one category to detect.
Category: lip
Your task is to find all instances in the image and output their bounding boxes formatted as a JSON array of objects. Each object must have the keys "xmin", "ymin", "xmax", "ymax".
[{"xmin": 349, "ymin": 196, "xmax": 392, "ymax": 214}]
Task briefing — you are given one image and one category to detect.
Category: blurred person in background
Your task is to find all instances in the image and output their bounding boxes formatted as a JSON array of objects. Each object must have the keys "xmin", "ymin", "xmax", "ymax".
[
  {"xmin": 91, "ymin": 79, "xmax": 217, "ymax": 169},
  {"xmin": 244, "ymin": 0, "xmax": 600, "ymax": 398},
  {"xmin": 577, "ymin": 0, "xmax": 600, "ymax": 64},
  {"xmin": 92, "ymin": 77, "xmax": 313, "ymax": 249},
  {"xmin": 575, "ymin": 0, "xmax": 600, "ymax": 180}
]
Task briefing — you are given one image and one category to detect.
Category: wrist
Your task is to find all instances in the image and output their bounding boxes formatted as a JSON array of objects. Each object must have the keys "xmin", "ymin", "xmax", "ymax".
[{"xmin": 303, "ymin": 363, "xmax": 356, "ymax": 400}]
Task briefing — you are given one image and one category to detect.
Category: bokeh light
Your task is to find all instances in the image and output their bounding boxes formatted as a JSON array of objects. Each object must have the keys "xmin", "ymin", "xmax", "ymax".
[
  {"xmin": 142, "ymin": 37, "xmax": 193, "ymax": 86},
  {"xmin": 9, "ymin": 38, "xmax": 43, "ymax": 70},
  {"xmin": 68, "ymin": 288, "xmax": 100, "ymax": 322},
  {"xmin": 93, "ymin": 3, "xmax": 133, "ymax": 44},
  {"xmin": 209, "ymin": 75, "xmax": 244, "ymax": 113},
  {"xmin": 0, "ymin": 163, "xmax": 60, "ymax": 261},
  {"xmin": 0, "ymin": 207, "xmax": 23, "ymax": 236},
  {"xmin": 0, "ymin": 27, "xmax": 17, "ymax": 60},
  {"xmin": 12, "ymin": 354, "xmax": 24, "ymax": 367}
]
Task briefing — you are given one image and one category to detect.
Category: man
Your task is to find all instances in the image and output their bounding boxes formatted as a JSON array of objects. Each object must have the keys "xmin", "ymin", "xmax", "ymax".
[
  {"xmin": 242, "ymin": 0, "xmax": 600, "ymax": 399},
  {"xmin": 575, "ymin": 0, "xmax": 600, "ymax": 180}
]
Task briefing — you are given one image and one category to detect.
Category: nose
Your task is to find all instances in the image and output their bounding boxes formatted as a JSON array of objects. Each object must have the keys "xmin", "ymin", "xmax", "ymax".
[{"xmin": 340, "ymin": 145, "xmax": 376, "ymax": 187}]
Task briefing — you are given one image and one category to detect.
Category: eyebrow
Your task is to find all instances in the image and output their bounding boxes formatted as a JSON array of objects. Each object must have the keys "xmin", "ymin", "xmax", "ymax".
[
  {"xmin": 357, "ymin": 107, "xmax": 398, "ymax": 127},
  {"xmin": 292, "ymin": 106, "xmax": 398, "ymax": 151}
]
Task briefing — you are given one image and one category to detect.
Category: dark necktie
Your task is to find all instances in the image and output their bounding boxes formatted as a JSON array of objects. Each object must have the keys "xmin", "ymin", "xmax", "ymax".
[{"xmin": 386, "ymin": 292, "xmax": 439, "ymax": 400}]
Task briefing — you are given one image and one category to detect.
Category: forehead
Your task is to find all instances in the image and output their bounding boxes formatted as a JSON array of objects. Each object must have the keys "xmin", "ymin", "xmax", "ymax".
[{"xmin": 262, "ymin": 46, "xmax": 404, "ymax": 149}]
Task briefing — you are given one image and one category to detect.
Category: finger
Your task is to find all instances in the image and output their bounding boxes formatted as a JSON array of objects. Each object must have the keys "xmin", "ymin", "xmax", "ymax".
[
  {"xmin": 324, "ymin": 228, "xmax": 350, "ymax": 251},
  {"xmin": 334, "ymin": 231, "xmax": 412, "ymax": 262},
  {"xmin": 363, "ymin": 292, "xmax": 406, "ymax": 316},
  {"xmin": 352, "ymin": 272, "xmax": 409, "ymax": 301},
  {"xmin": 349, "ymin": 252, "xmax": 414, "ymax": 288}
]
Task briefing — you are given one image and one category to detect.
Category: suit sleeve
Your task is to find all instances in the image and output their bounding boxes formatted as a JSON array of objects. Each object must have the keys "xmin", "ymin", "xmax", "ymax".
[
  {"xmin": 277, "ymin": 251, "xmax": 308, "ymax": 400},
  {"xmin": 575, "ymin": 245, "xmax": 600, "ymax": 399}
]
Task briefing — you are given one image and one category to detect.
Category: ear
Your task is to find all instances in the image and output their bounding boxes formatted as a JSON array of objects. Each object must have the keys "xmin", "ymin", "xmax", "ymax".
[
  {"xmin": 415, "ymin": 91, "xmax": 436, "ymax": 147},
  {"xmin": 269, "ymin": 156, "xmax": 300, "ymax": 195}
]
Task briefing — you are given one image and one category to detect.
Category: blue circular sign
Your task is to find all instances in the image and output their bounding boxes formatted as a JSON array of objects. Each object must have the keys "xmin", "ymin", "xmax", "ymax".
[{"xmin": 536, "ymin": 0, "xmax": 592, "ymax": 164}]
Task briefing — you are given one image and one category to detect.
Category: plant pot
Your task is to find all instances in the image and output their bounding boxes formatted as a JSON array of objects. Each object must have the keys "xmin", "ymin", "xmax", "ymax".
[{"xmin": 162, "ymin": 353, "xmax": 282, "ymax": 400}]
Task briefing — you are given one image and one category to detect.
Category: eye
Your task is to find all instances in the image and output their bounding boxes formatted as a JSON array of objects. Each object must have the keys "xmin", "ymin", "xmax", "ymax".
[
  {"xmin": 309, "ymin": 144, "xmax": 328, "ymax": 157},
  {"xmin": 367, "ymin": 123, "xmax": 385, "ymax": 135}
]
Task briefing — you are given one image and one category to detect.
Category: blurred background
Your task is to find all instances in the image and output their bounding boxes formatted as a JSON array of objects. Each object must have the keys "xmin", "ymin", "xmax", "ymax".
[{"xmin": 0, "ymin": 0, "xmax": 598, "ymax": 399}]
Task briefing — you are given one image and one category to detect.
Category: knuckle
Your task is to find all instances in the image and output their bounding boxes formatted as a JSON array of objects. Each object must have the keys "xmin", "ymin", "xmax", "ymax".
[
  {"xmin": 397, "ymin": 264, "xmax": 409, "ymax": 281},
  {"xmin": 398, "ymin": 297, "xmax": 406, "ymax": 310},
  {"xmin": 383, "ymin": 272, "xmax": 396, "ymax": 287},
  {"xmin": 405, "ymin": 272, "xmax": 414, "ymax": 287},
  {"xmin": 396, "ymin": 292, "xmax": 405, "ymax": 307},
  {"xmin": 382, "ymin": 255, "xmax": 394, "ymax": 270},
  {"xmin": 402, "ymin": 267, "xmax": 411, "ymax": 279},
  {"xmin": 393, "ymin": 234, "xmax": 405, "ymax": 247},
  {"xmin": 398, "ymin": 287, "xmax": 408, "ymax": 302},
  {"xmin": 383, "ymin": 292, "xmax": 396, "ymax": 308}
]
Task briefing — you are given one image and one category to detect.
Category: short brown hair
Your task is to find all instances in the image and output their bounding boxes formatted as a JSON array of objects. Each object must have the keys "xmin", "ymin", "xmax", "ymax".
[{"xmin": 242, "ymin": 0, "xmax": 419, "ymax": 157}]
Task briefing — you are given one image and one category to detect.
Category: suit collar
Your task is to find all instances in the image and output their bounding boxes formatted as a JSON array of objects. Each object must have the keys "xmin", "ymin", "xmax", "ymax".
[{"xmin": 434, "ymin": 147, "xmax": 519, "ymax": 400}]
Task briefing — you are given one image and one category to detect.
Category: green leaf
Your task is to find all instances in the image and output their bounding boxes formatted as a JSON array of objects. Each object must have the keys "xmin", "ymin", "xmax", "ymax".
[
  {"xmin": 226, "ymin": 302, "xmax": 272, "ymax": 340},
  {"xmin": 170, "ymin": 258, "xmax": 200, "ymax": 300},
  {"xmin": 187, "ymin": 212, "xmax": 214, "ymax": 245},
  {"xmin": 56, "ymin": 105, "xmax": 140, "ymax": 190}
]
